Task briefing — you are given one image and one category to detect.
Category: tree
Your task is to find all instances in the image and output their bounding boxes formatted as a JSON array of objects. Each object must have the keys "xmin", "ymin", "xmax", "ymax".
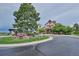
[
  {"xmin": 72, "ymin": 23, "xmax": 79, "ymax": 35},
  {"xmin": 52, "ymin": 23, "xmax": 65, "ymax": 34},
  {"xmin": 13, "ymin": 3, "xmax": 40, "ymax": 33},
  {"xmin": 64, "ymin": 26, "xmax": 72, "ymax": 35},
  {"xmin": 73, "ymin": 23, "xmax": 79, "ymax": 31},
  {"xmin": 37, "ymin": 27, "xmax": 45, "ymax": 34},
  {"xmin": 52, "ymin": 23, "xmax": 72, "ymax": 34}
]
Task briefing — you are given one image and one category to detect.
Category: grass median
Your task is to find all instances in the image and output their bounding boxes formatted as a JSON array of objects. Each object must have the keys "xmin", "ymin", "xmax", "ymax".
[{"xmin": 0, "ymin": 36, "xmax": 49, "ymax": 44}]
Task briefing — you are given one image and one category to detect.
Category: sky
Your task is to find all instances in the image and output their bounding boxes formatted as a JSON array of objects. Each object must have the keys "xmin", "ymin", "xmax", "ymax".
[{"xmin": 0, "ymin": 3, "xmax": 79, "ymax": 32}]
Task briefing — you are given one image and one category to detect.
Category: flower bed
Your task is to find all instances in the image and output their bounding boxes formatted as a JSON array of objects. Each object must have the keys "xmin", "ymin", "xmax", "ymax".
[
  {"xmin": 0, "ymin": 36, "xmax": 49, "ymax": 44},
  {"xmin": 14, "ymin": 33, "xmax": 31, "ymax": 38}
]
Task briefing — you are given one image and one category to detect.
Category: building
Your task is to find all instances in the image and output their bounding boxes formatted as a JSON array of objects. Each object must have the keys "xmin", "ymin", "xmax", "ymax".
[
  {"xmin": 9, "ymin": 28, "xmax": 18, "ymax": 35},
  {"xmin": 44, "ymin": 20, "xmax": 56, "ymax": 33}
]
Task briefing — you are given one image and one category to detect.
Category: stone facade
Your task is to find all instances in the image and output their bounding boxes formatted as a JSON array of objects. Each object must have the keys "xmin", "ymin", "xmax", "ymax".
[{"xmin": 44, "ymin": 20, "xmax": 56, "ymax": 33}]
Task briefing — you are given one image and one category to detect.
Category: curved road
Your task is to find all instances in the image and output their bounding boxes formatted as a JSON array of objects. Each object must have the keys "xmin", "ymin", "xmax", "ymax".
[{"xmin": 0, "ymin": 35, "xmax": 79, "ymax": 56}]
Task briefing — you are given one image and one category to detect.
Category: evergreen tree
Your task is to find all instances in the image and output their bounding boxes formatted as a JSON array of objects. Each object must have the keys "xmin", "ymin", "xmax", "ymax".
[{"xmin": 13, "ymin": 3, "xmax": 40, "ymax": 33}]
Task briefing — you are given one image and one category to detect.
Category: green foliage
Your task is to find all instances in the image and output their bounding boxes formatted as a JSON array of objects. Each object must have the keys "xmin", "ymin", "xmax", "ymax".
[
  {"xmin": 52, "ymin": 23, "xmax": 65, "ymax": 34},
  {"xmin": 52, "ymin": 22, "xmax": 79, "ymax": 35},
  {"xmin": 73, "ymin": 23, "xmax": 79, "ymax": 31},
  {"xmin": 13, "ymin": 3, "xmax": 40, "ymax": 33},
  {"xmin": 0, "ymin": 32, "xmax": 9, "ymax": 36},
  {"xmin": 64, "ymin": 26, "xmax": 72, "ymax": 35},
  {"xmin": 26, "ymin": 31, "xmax": 34, "ymax": 35},
  {"xmin": 37, "ymin": 27, "xmax": 45, "ymax": 33},
  {"xmin": 0, "ymin": 36, "xmax": 48, "ymax": 44},
  {"xmin": 72, "ymin": 23, "xmax": 79, "ymax": 35},
  {"xmin": 52, "ymin": 23, "xmax": 72, "ymax": 34},
  {"xmin": 72, "ymin": 31, "xmax": 79, "ymax": 35}
]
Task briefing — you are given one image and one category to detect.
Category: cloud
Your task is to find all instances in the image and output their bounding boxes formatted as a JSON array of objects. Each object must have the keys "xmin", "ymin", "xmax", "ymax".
[
  {"xmin": 0, "ymin": 3, "xmax": 20, "ymax": 30},
  {"xmin": 0, "ymin": 3, "xmax": 79, "ymax": 32},
  {"xmin": 33, "ymin": 3, "xmax": 79, "ymax": 26}
]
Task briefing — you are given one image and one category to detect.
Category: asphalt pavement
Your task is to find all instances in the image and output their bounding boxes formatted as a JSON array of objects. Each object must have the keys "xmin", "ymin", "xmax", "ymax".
[{"xmin": 0, "ymin": 35, "xmax": 79, "ymax": 56}]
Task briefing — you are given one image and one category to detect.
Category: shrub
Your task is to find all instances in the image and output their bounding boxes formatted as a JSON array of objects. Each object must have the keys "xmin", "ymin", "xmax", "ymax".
[
  {"xmin": 73, "ymin": 31, "xmax": 79, "ymax": 35},
  {"xmin": 37, "ymin": 28, "xmax": 45, "ymax": 34},
  {"xmin": 26, "ymin": 32, "xmax": 34, "ymax": 36}
]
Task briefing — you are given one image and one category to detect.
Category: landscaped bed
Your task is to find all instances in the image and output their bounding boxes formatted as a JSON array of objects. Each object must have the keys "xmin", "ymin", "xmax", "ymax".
[{"xmin": 0, "ymin": 36, "xmax": 49, "ymax": 44}]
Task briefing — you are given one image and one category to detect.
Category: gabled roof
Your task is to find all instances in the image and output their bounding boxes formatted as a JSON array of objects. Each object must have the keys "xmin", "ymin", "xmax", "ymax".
[{"xmin": 45, "ymin": 20, "xmax": 56, "ymax": 25}]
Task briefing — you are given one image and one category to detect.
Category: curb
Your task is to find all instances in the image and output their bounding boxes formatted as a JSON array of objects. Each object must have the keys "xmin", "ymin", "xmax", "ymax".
[
  {"xmin": 54, "ymin": 35, "xmax": 79, "ymax": 39},
  {"xmin": 0, "ymin": 37, "xmax": 53, "ymax": 47},
  {"xmin": 67, "ymin": 35, "xmax": 79, "ymax": 39}
]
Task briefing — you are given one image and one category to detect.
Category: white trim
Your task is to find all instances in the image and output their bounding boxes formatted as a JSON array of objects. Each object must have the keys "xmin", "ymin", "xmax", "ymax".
[{"xmin": 0, "ymin": 37, "xmax": 53, "ymax": 47}]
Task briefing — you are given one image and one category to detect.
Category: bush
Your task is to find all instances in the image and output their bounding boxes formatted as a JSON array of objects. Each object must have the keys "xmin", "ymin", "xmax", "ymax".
[
  {"xmin": 73, "ymin": 31, "xmax": 79, "ymax": 35},
  {"xmin": 52, "ymin": 23, "xmax": 72, "ymax": 35},
  {"xmin": 36, "ymin": 28, "xmax": 45, "ymax": 34},
  {"xmin": 25, "ymin": 32, "xmax": 34, "ymax": 36},
  {"xmin": 0, "ymin": 32, "xmax": 9, "ymax": 36}
]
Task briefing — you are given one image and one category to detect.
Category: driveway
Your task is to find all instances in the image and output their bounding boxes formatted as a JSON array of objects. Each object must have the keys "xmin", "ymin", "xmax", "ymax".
[{"xmin": 0, "ymin": 35, "xmax": 79, "ymax": 56}]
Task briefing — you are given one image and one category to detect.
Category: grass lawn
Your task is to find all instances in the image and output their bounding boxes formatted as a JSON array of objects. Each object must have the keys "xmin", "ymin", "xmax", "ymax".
[{"xmin": 0, "ymin": 36, "xmax": 49, "ymax": 44}]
